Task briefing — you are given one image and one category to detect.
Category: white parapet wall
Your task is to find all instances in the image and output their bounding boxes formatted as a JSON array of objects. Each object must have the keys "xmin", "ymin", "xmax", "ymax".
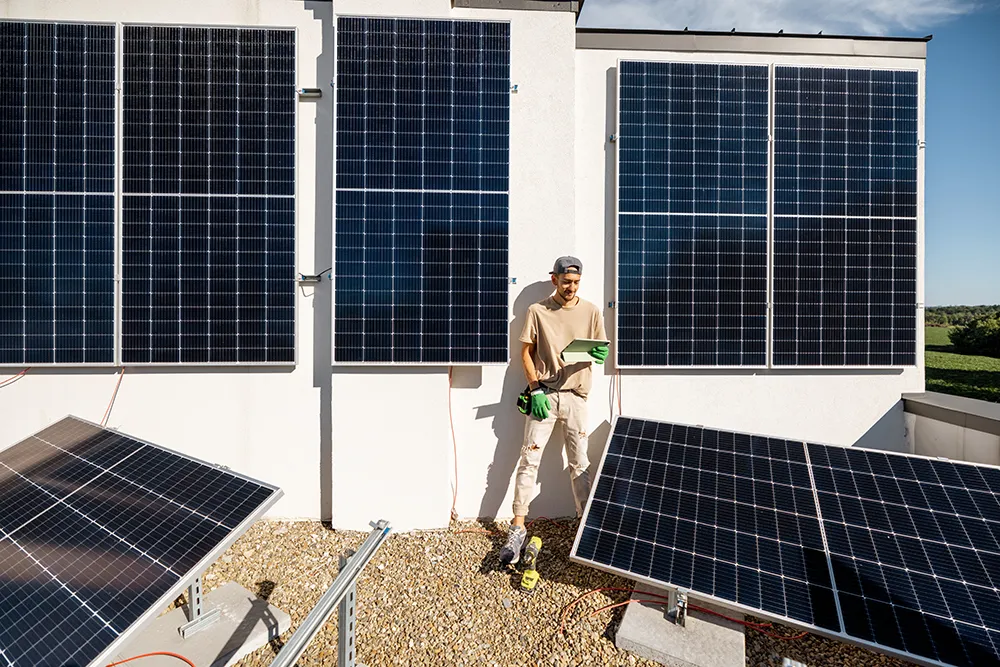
[{"xmin": 903, "ymin": 392, "xmax": 1000, "ymax": 465}]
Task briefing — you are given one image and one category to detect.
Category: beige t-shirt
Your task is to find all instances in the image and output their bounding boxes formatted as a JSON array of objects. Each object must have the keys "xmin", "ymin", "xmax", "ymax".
[{"xmin": 519, "ymin": 296, "xmax": 607, "ymax": 398}]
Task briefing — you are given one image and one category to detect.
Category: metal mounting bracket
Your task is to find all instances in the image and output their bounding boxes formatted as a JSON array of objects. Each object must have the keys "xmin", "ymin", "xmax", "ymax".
[
  {"xmin": 179, "ymin": 575, "xmax": 221, "ymax": 638},
  {"xmin": 338, "ymin": 551, "xmax": 358, "ymax": 667},
  {"xmin": 667, "ymin": 588, "xmax": 688, "ymax": 627}
]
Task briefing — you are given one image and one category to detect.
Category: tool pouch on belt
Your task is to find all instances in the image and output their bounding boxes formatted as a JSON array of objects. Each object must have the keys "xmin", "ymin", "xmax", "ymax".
[
  {"xmin": 516, "ymin": 385, "xmax": 532, "ymax": 415},
  {"xmin": 516, "ymin": 384, "xmax": 550, "ymax": 414}
]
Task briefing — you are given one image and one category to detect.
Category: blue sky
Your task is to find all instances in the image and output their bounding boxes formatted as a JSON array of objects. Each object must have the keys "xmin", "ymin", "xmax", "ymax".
[{"xmin": 578, "ymin": 0, "xmax": 1000, "ymax": 307}]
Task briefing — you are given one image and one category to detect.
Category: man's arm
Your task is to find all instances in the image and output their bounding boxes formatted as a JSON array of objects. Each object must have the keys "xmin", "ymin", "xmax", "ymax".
[{"xmin": 521, "ymin": 341, "xmax": 541, "ymax": 390}]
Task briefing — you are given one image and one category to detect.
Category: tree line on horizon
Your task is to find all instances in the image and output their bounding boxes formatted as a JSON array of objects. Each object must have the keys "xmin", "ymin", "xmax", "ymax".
[
  {"xmin": 926, "ymin": 305, "xmax": 1000, "ymax": 327},
  {"xmin": 925, "ymin": 306, "xmax": 1000, "ymax": 358}
]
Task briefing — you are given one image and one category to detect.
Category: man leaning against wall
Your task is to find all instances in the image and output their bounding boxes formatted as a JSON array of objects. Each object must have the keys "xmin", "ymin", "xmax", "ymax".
[{"xmin": 500, "ymin": 256, "xmax": 609, "ymax": 566}]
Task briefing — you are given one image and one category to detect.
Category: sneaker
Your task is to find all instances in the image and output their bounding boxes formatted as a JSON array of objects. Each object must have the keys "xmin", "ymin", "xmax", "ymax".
[{"xmin": 499, "ymin": 525, "xmax": 527, "ymax": 566}]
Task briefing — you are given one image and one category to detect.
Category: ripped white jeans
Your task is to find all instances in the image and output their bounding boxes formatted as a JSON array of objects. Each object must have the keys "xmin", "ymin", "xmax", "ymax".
[{"xmin": 512, "ymin": 389, "xmax": 591, "ymax": 518}]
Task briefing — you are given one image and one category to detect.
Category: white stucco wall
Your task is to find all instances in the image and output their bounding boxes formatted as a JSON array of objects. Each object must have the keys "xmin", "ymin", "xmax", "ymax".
[
  {"xmin": 329, "ymin": 0, "xmax": 582, "ymax": 531},
  {"xmin": 0, "ymin": 0, "xmax": 927, "ymax": 531}
]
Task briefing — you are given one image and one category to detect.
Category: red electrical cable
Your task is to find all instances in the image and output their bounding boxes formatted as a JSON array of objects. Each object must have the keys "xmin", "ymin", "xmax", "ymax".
[
  {"xmin": 448, "ymin": 367, "xmax": 459, "ymax": 523},
  {"xmin": 0, "ymin": 367, "xmax": 29, "ymax": 388},
  {"xmin": 106, "ymin": 651, "xmax": 196, "ymax": 667},
  {"xmin": 101, "ymin": 367, "xmax": 125, "ymax": 426},
  {"xmin": 562, "ymin": 586, "xmax": 807, "ymax": 642},
  {"xmin": 688, "ymin": 603, "xmax": 809, "ymax": 641},
  {"xmin": 452, "ymin": 516, "xmax": 569, "ymax": 537},
  {"xmin": 559, "ymin": 586, "xmax": 672, "ymax": 634}
]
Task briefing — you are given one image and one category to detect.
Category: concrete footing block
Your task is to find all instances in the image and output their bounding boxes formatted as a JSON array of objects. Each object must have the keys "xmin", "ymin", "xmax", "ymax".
[
  {"xmin": 615, "ymin": 586, "xmax": 745, "ymax": 667},
  {"xmin": 112, "ymin": 581, "xmax": 291, "ymax": 667}
]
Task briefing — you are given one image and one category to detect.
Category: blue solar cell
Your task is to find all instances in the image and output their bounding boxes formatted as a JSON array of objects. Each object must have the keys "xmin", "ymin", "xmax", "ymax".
[
  {"xmin": 121, "ymin": 27, "xmax": 296, "ymax": 364},
  {"xmin": 617, "ymin": 62, "xmax": 769, "ymax": 367},
  {"xmin": 334, "ymin": 17, "xmax": 510, "ymax": 364},
  {"xmin": 0, "ymin": 22, "xmax": 116, "ymax": 365}
]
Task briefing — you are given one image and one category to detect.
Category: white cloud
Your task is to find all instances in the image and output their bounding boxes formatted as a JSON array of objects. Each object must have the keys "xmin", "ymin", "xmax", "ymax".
[{"xmin": 577, "ymin": 0, "xmax": 979, "ymax": 35}]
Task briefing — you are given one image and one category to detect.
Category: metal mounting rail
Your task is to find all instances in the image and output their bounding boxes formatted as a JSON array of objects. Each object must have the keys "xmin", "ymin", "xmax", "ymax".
[{"xmin": 270, "ymin": 519, "xmax": 391, "ymax": 667}]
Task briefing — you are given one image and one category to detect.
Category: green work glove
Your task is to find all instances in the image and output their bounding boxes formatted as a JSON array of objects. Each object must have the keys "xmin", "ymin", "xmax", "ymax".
[
  {"xmin": 530, "ymin": 389, "xmax": 551, "ymax": 420},
  {"xmin": 589, "ymin": 344, "xmax": 609, "ymax": 364}
]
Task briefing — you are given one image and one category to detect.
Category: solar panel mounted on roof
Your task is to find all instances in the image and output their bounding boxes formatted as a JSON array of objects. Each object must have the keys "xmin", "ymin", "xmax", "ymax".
[
  {"xmin": 121, "ymin": 26, "xmax": 296, "ymax": 365},
  {"xmin": 0, "ymin": 21, "xmax": 116, "ymax": 365},
  {"xmin": 616, "ymin": 61, "xmax": 769, "ymax": 368},
  {"xmin": 0, "ymin": 416, "xmax": 281, "ymax": 667},
  {"xmin": 334, "ymin": 17, "xmax": 510, "ymax": 364},
  {"xmin": 573, "ymin": 416, "xmax": 1000, "ymax": 667},
  {"xmin": 808, "ymin": 443, "xmax": 1000, "ymax": 666},
  {"xmin": 574, "ymin": 416, "xmax": 841, "ymax": 632},
  {"xmin": 771, "ymin": 67, "xmax": 918, "ymax": 367}
]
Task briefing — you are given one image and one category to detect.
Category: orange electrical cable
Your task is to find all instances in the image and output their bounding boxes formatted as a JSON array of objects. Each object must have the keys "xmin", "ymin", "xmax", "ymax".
[
  {"xmin": 688, "ymin": 603, "xmax": 809, "ymax": 641},
  {"xmin": 0, "ymin": 367, "xmax": 29, "ymax": 388},
  {"xmin": 106, "ymin": 651, "xmax": 196, "ymax": 667},
  {"xmin": 561, "ymin": 586, "xmax": 807, "ymax": 642},
  {"xmin": 616, "ymin": 368, "xmax": 622, "ymax": 414},
  {"xmin": 101, "ymin": 367, "xmax": 125, "ymax": 426},
  {"xmin": 453, "ymin": 516, "xmax": 570, "ymax": 537},
  {"xmin": 559, "ymin": 586, "xmax": 672, "ymax": 634}
]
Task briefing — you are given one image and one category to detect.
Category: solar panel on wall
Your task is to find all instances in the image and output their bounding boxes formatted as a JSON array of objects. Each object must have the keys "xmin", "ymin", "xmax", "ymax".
[
  {"xmin": 0, "ymin": 416, "xmax": 281, "ymax": 667},
  {"xmin": 573, "ymin": 416, "xmax": 1000, "ymax": 667},
  {"xmin": 334, "ymin": 17, "xmax": 510, "ymax": 364},
  {"xmin": 616, "ymin": 61, "xmax": 769, "ymax": 368},
  {"xmin": 772, "ymin": 67, "xmax": 918, "ymax": 367},
  {"xmin": 0, "ymin": 21, "xmax": 116, "ymax": 365},
  {"xmin": 121, "ymin": 26, "xmax": 296, "ymax": 364}
]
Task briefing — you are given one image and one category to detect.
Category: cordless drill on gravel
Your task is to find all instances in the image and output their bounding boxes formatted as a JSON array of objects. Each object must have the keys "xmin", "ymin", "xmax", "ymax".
[{"xmin": 519, "ymin": 536, "xmax": 542, "ymax": 592}]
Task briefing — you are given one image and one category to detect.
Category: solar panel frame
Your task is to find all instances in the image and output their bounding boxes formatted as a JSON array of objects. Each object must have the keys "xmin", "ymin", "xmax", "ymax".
[
  {"xmin": 571, "ymin": 416, "xmax": 998, "ymax": 667},
  {"xmin": 613, "ymin": 60, "xmax": 772, "ymax": 369},
  {"xmin": 0, "ymin": 415, "xmax": 282, "ymax": 667},
  {"xmin": 612, "ymin": 60, "xmax": 922, "ymax": 371},
  {"xmin": 0, "ymin": 19, "xmax": 118, "ymax": 367},
  {"xmin": 571, "ymin": 415, "xmax": 847, "ymax": 638},
  {"xmin": 118, "ymin": 24, "xmax": 298, "ymax": 366},
  {"xmin": 805, "ymin": 441, "xmax": 1000, "ymax": 666},
  {"xmin": 331, "ymin": 16, "xmax": 511, "ymax": 366},
  {"xmin": 769, "ymin": 64, "xmax": 920, "ymax": 370}
]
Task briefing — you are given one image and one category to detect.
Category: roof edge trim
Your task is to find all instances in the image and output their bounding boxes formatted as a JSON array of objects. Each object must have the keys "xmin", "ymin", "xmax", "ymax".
[
  {"xmin": 576, "ymin": 28, "xmax": 929, "ymax": 59},
  {"xmin": 454, "ymin": 0, "xmax": 580, "ymax": 13}
]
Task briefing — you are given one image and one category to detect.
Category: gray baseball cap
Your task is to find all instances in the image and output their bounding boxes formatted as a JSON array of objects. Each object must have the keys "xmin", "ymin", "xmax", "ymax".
[{"xmin": 550, "ymin": 256, "xmax": 583, "ymax": 275}]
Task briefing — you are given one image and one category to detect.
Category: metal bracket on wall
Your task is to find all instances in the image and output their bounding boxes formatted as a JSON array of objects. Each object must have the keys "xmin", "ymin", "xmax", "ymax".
[{"xmin": 298, "ymin": 267, "xmax": 332, "ymax": 285}]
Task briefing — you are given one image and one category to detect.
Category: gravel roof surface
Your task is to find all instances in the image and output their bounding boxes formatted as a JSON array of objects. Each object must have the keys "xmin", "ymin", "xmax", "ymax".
[{"xmin": 200, "ymin": 519, "xmax": 915, "ymax": 667}]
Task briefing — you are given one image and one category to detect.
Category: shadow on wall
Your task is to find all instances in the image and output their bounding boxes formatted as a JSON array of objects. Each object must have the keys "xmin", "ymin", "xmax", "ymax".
[
  {"xmin": 853, "ymin": 400, "xmax": 907, "ymax": 453},
  {"xmin": 475, "ymin": 281, "xmax": 613, "ymax": 520}
]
